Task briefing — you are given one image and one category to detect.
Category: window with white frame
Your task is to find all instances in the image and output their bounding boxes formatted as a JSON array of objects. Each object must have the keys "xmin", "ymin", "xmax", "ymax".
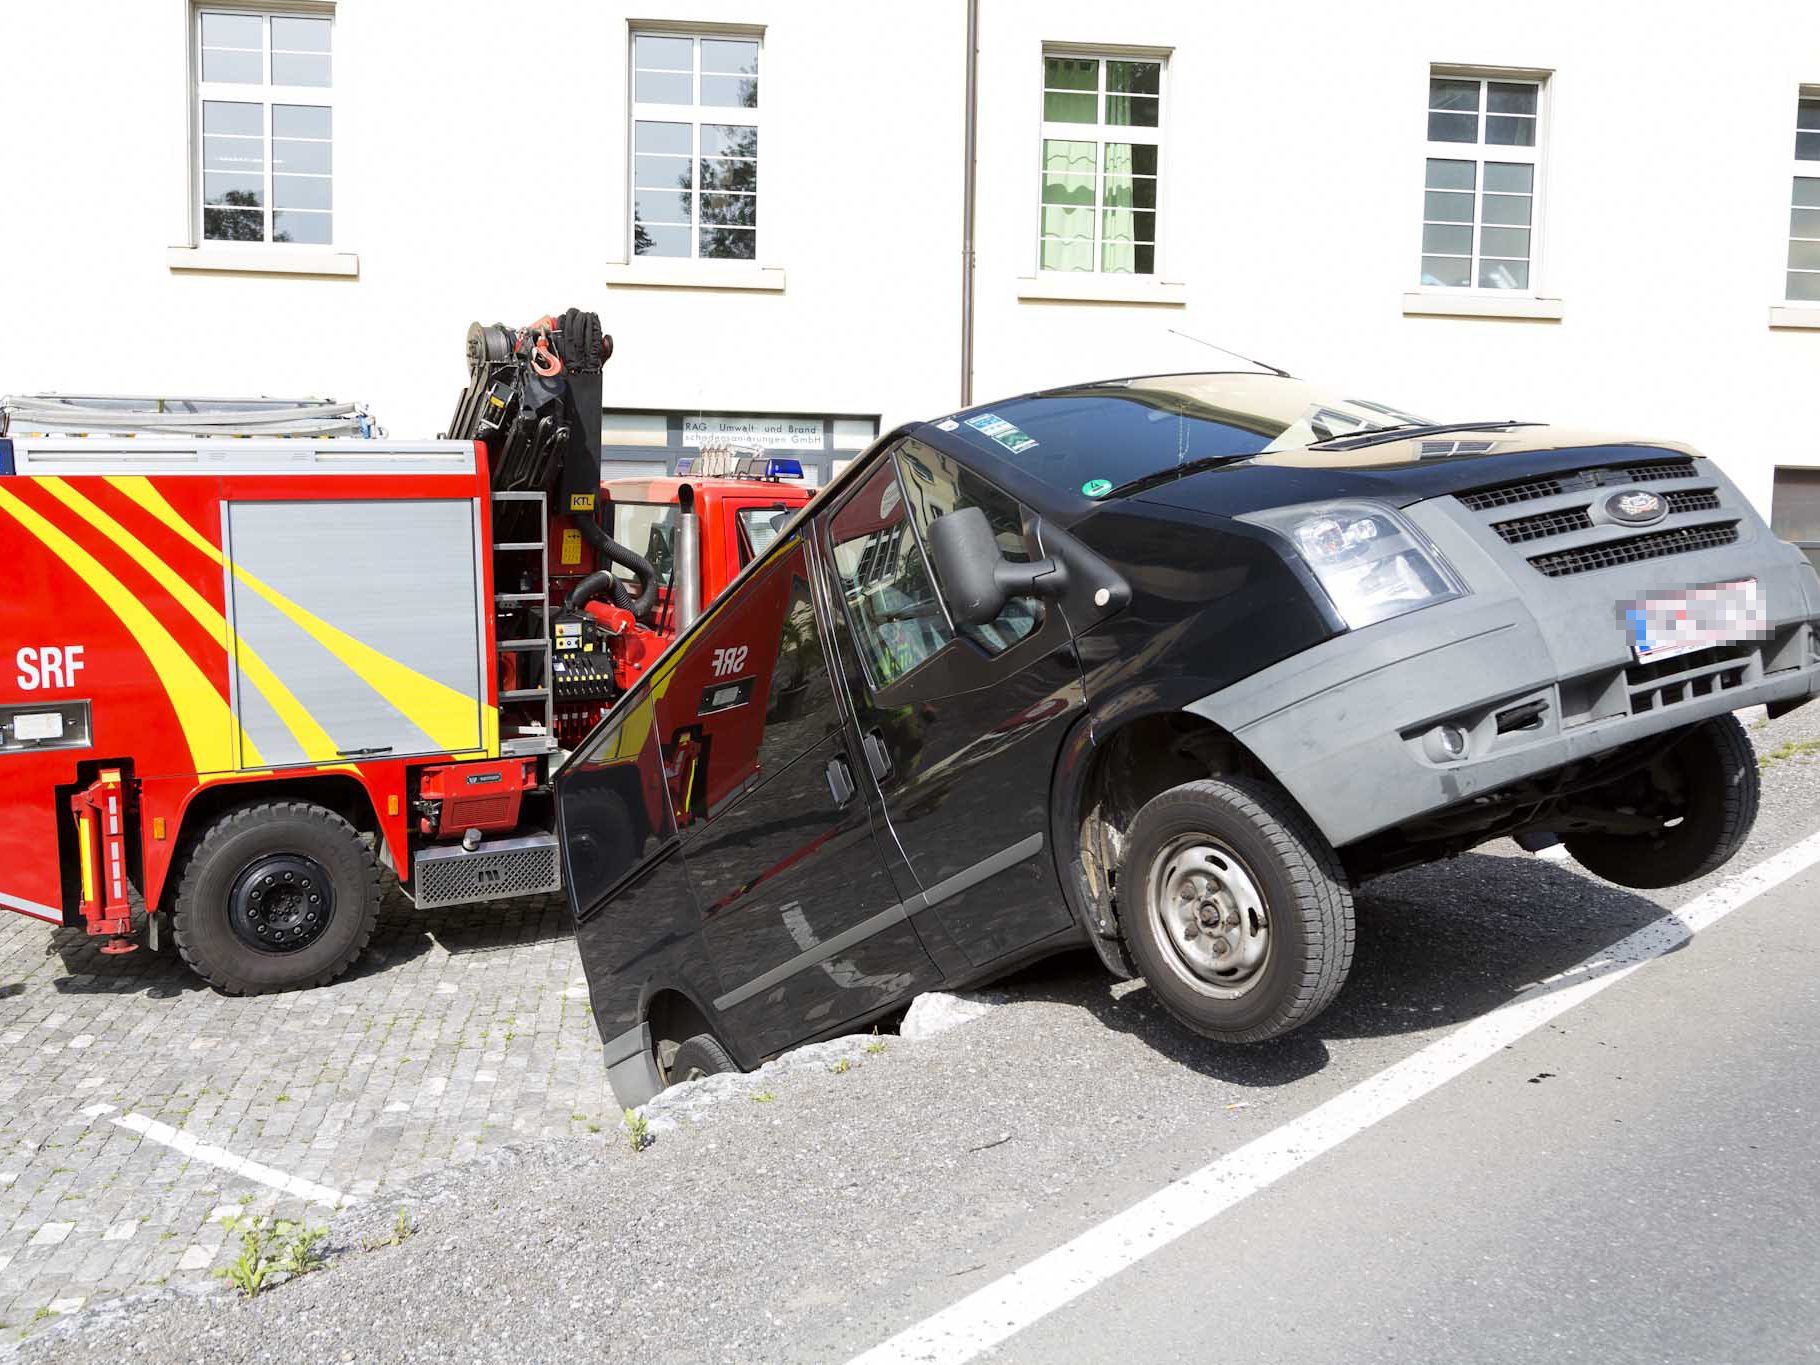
[
  {"xmin": 195, "ymin": 7, "xmax": 333, "ymax": 245},
  {"xmin": 1038, "ymin": 51, "xmax": 1163, "ymax": 274},
  {"xmin": 1419, "ymin": 71, "xmax": 1543, "ymax": 291},
  {"xmin": 1787, "ymin": 90, "xmax": 1820, "ymax": 302},
  {"xmin": 630, "ymin": 31, "xmax": 760, "ymax": 260}
]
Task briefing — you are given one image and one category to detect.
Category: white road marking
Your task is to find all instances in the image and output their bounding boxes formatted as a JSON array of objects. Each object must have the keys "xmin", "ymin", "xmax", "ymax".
[
  {"xmin": 30, "ymin": 1223, "xmax": 73, "ymax": 1247},
  {"xmin": 103, "ymin": 1112, "xmax": 356, "ymax": 1208},
  {"xmin": 176, "ymin": 1245, "xmax": 213, "ymax": 1272},
  {"xmin": 102, "ymin": 1220, "xmax": 137, "ymax": 1242},
  {"xmin": 849, "ymin": 830, "xmax": 1820, "ymax": 1365}
]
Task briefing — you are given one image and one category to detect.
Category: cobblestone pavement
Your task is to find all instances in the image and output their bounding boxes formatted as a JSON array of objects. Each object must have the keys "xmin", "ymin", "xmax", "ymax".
[{"xmin": 0, "ymin": 888, "xmax": 607, "ymax": 1332}]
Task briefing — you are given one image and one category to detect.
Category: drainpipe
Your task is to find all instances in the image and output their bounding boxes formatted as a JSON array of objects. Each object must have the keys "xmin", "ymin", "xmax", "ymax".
[{"xmin": 960, "ymin": 0, "xmax": 979, "ymax": 408}]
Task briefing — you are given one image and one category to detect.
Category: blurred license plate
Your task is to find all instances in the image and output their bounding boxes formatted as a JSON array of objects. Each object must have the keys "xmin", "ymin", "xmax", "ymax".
[{"xmin": 1625, "ymin": 579, "xmax": 1764, "ymax": 662}]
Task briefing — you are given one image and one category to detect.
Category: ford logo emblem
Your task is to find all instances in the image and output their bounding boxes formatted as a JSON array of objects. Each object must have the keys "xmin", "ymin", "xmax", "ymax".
[{"xmin": 1604, "ymin": 489, "xmax": 1668, "ymax": 526}]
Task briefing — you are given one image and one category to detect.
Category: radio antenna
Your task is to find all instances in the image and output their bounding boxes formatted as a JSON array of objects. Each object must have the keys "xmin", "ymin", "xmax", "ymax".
[{"xmin": 1166, "ymin": 329, "xmax": 1293, "ymax": 379}]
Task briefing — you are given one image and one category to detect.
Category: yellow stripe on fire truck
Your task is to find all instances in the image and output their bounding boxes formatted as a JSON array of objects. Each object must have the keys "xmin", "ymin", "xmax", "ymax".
[
  {"xmin": 39, "ymin": 478, "xmax": 338, "ymax": 766},
  {"xmin": 112, "ymin": 476, "xmax": 485, "ymax": 758},
  {"xmin": 0, "ymin": 484, "xmax": 248, "ymax": 774}
]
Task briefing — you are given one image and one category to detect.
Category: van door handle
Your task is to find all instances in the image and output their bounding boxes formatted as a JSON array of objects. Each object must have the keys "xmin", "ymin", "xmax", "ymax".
[
  {"xmin": 862, "ymin": 730, "xmax": 894, "ymax": 782},
  {"xmin": 825, "ymin": 755, "xmax": 856, "ymax": 807}
]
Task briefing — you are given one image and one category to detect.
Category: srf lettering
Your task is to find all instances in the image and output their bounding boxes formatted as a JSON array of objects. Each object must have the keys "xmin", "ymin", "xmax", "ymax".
[{"xmin": 16, "ymin": 645, "xmax": 85, "ymax": 692}]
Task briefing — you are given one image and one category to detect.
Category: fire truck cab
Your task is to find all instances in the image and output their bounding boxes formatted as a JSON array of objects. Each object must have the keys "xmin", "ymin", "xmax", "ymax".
[{"xmin": 0, "ymin": 312, "xmax": 816, "ymax": 994}]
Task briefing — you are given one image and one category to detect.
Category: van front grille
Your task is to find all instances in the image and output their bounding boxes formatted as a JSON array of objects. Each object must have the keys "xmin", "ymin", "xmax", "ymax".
[
  {"xmin": 1664, "ymin": 488, "xmax": 1721, "ymax": 515},
  {"xmin": 1528, "ymin": 522, "xmax": 1741, "ymax": 578},
  {"xmin": 1491, "ymin": 506, "xmax": 1595, "ymax": 544},
  {"xmin": 1625, "ymin": 645, "xmax": 1751, "ymax": 714},
  {"xmin": 1457, "ymin": 457, "xmax": 1699, "ymax": 513}
]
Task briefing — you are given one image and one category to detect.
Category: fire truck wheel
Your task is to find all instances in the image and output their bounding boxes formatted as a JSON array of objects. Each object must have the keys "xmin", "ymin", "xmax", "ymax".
[
  {"xmin": 171, "ymin": 801, "xmax": 382, "ymax": 995},
  {"xmin": 664, "ymin": 1033, "xmax": 738, "ymax": 1086}
]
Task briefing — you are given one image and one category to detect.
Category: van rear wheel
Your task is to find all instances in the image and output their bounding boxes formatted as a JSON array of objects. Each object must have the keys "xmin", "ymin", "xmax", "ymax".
[
  {"xmin": 1121, "ymin": 777, "xmax": 1354, "ymax": 1043},
  {"xmin": 664, "ymin": 1032, "xmax": 738, "ymax": 1086},
  {"xmin": 171, "ymin": 801, "xmax": 381, "ymax": 994}
]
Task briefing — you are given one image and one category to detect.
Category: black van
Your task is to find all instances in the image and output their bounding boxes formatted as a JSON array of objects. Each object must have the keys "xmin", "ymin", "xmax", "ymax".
[{"xmin": 556, "ymin": 372, "xmax": 1820, "ymax": 1106}]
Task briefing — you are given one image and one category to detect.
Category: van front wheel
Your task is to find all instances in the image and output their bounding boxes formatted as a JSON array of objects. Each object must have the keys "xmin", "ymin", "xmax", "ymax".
[
  {"xmin": 1120, "ymin": 778, "xmax": 1355, "ymax": 1043},
  {"xmin": 1564, "ymin": 715, "xmax": 1759, "ymax": 889}
]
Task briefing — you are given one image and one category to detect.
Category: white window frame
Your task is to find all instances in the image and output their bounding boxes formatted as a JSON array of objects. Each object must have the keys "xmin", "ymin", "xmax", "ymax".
[
  {"xmin": 189, "ymin": 3, "xmax": 336, "ymax": 253},
  {"xmin": 1036, "ymin": 46, "xmax": 1167, "ymax": 277},
  {"xmin": 1786, "ymin": 86, "xmax": 1820, "ymax": 304},
  {"xmin": 627, "ymin": 27, "xmax": 762, "ymax": 264},
  {"xmin": 1417, "ymin": 66, "xmax": 1549, "ymax": 297}
]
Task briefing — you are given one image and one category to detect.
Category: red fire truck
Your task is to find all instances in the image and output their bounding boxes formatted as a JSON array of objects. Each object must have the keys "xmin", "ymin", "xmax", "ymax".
[{"xmin": 0, "ymin": 311, "xmax": 814, "ymax": 993}]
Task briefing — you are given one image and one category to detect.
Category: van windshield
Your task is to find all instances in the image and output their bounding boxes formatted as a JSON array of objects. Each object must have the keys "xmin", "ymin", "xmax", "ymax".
[{"xmin": 942, "ymin": 373, "xmax": 1430, "ymax": 499}]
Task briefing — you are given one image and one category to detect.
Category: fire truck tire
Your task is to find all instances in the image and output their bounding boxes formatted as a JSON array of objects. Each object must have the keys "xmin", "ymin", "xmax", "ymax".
[{"xmin": 171, "ymin": 801, "xmax": 382, "ymax": 995}]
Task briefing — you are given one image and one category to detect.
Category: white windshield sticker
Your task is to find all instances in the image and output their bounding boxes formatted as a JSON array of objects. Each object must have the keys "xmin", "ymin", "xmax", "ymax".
[{"xmin": 965, "ymin": 412, "xmax": 1038, "ymax": 455}]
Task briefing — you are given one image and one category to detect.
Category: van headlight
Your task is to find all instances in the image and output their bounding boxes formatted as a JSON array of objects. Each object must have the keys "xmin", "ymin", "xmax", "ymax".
[{"xmin": 1241, "ymin": 501, "xmax": 1465, "ymax": 629}]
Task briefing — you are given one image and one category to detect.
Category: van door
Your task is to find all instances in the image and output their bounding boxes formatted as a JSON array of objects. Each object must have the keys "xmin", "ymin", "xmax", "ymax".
[
  {"xmin": 814, "ymin": 442, "xmax": 1089, "ymax": 966},
  {"xmin": 671, "ymin": 533, "xmax": 940, "ymax": 1059}
]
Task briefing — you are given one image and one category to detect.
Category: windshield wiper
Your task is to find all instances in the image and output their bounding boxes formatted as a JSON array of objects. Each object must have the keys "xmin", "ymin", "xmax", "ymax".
[
  {"xmin": 1102, "ymin": 453, "xmax": 1256, "ymax": 499},
  {"xmin": 1310, "ymin": 420, "xmax": 1542, "ymax": 452}
]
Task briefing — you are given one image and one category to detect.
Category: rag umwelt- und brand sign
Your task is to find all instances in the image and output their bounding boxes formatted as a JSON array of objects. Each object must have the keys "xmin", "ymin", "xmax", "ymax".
[{"xmin": 682, "ymin": 415, "xmax": 825, "ymax": 450}]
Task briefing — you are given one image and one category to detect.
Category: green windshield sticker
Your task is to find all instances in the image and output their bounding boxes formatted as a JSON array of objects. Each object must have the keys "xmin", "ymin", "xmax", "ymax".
[
  {"xmin": 965, "ymin": 411, "xmax": 1038, "ymax": 455},
  {"xmin": 1082, "ymin": 478, "xmax": 1112, "ymax": 498}
]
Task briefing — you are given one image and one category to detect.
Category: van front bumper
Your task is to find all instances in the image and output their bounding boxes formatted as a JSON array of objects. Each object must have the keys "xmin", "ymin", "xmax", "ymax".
[{"xmin": 1188, "ymin": 502, "xmax": 1820, "ymax": 848}]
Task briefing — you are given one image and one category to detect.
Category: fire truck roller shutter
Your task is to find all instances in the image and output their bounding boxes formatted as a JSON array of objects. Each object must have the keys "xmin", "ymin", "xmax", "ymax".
[{"xmin": 222, "ymin": 499, "xmax": 488, "ymax": 766}]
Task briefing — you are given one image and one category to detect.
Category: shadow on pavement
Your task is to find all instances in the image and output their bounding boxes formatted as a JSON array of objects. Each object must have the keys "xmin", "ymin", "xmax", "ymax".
[
  {"xmin": 991, "ymin": 849, "xmax": 1671, "ymax": 1088},
  {"xmin": 48, "ymin": 931, "xmax": 202, "ymax": 999},
  {"xmin": 40, "ymin": 880, "xmax": 574, "ymax": 996}
]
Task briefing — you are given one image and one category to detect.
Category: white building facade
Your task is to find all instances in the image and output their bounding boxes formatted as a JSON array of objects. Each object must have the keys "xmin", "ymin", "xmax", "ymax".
[{"xmin": 2, "ymin": 1, "xmax": 1818, "ymax": 560}]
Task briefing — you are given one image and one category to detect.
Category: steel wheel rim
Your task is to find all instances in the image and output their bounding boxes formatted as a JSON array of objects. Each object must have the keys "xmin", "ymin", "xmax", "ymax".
[
  {"xmin": 228, "ymin": 853, "xmax": 336, "ymax": 954},
  {"xmin": 1147, "ymin": 834, "xmax": 1271, "ymax": 999}
]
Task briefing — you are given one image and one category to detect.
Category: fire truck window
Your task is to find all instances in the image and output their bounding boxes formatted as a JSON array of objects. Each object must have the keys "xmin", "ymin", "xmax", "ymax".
[
  {"xmin": 827, "ymin": 459, "xmax": 955, "ymax": 689},
  {"xmin": 897, "ymin": 439, "xmax": 1043, "ymax": 656},
  {"xmin": 610, "ymin": 502, "xmax": 678, "ymax": 597},
  {"xmin": 737, "ymin": 506, "xmax": 791, "ymax": 564}
]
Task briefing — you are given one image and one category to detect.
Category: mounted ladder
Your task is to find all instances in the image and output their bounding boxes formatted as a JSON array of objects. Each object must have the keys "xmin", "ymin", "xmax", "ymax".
[{"xmin": 0, "ymin": 393, "xmax": 376, "ymax": 438}]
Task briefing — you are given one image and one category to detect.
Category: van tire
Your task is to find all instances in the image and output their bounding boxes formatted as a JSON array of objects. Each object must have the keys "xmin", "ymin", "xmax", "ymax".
[
  {"xmin": 1564, "ymin": 715, "xmax": 1759, "ymax": 889},
  {"xmin": 171, "ymin": 801, "xmax": 381, "ymax": 995},
  {"xmin": 666, "ymin": 1032, "xmax": 738, "ymax": 1085},
  {"xmin": 1120, "ymin": 777, "xmax": 1354, "ymax": 1044}
]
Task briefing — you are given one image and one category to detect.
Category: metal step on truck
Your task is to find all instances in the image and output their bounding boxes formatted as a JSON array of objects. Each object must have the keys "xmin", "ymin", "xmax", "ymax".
[{"xmin": 0, "ymin": 310, "xmax": 815, "ymax": 992}]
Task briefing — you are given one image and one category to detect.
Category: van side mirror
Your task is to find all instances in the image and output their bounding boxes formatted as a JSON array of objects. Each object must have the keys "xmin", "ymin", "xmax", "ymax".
[{"xmin": 927, "ymin": 506, "xmax": 1070, "ymax": 627}]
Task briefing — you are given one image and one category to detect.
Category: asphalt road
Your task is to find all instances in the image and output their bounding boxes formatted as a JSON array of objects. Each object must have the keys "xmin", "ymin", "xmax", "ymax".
[
  {"xmin": 15, "ymin": 702, "xmax": 1820, "ymax": 1362},
  {"xmin": 991, "ymin": 871, "xmax": 1820, "ymax": 1365}
]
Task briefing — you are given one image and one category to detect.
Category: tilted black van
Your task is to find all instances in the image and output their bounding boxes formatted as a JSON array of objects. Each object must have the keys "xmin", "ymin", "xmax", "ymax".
[{"xmin": 557, "ymin": 372, "xmax": 1820, "ymax": 1106}]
